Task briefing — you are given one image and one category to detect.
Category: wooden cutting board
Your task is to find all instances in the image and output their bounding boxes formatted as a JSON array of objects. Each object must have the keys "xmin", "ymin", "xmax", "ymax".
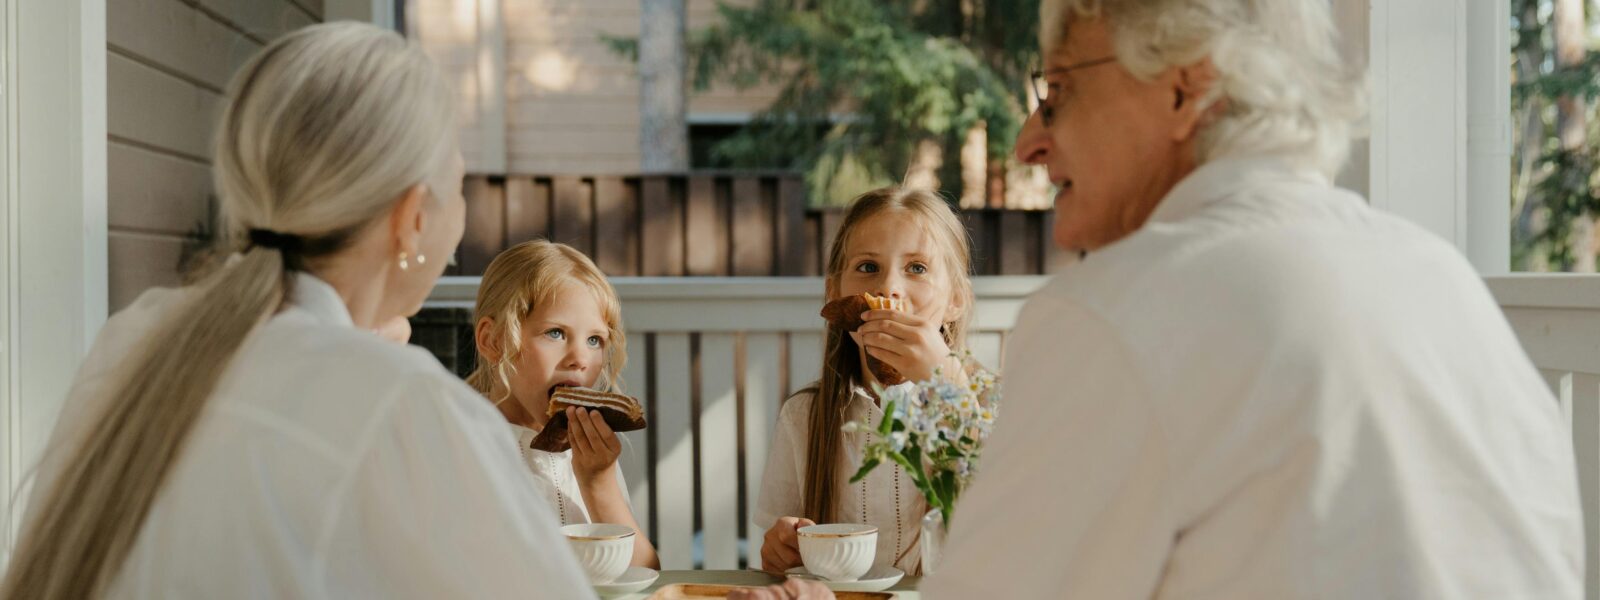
[{"xmin": 648, "ymin": 583, "xmax": 896, "ymax": 599}]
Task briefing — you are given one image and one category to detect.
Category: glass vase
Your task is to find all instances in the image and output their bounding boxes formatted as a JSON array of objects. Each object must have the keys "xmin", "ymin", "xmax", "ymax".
[{"xmin": 920, "ymin": 507, "xmax": 947, "ymax": 575}]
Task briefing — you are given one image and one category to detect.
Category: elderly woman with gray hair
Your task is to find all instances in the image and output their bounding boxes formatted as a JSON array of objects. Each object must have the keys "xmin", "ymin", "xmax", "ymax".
[
  {"xmin": 1, "ymin": 23, "xmax": 592, "ymax": 598},
  {"xmin": 737, "ymin": 1, "xmax": 1585, "ymax": 598}
]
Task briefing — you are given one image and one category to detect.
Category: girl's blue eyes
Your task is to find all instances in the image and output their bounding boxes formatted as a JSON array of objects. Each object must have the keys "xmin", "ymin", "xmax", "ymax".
[
  {"xmin": 544, "ymin": 328, "xmax": 606, "ymax": 349},
  {"xmin": 853, "ymin": 261, "xmax": 930, "ymax": 275}
]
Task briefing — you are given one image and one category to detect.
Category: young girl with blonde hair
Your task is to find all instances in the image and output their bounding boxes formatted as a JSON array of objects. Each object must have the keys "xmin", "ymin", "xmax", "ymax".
[
  {"xmin": 469, "ymin": 239, "xmax": 658, "ymax": 568},
  {"xmin": 755, "ymin": 187, "xmax": 979, "ymax": 576}
]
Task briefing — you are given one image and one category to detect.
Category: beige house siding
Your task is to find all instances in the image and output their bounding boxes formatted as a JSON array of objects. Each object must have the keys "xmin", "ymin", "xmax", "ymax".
[
  {"xmin": 412, "ymin": 0, "xmax": 780, "ymax": 175},
  {"xmin": 106, "ymin": 0, "xmax": 322, "ymax": 310}
]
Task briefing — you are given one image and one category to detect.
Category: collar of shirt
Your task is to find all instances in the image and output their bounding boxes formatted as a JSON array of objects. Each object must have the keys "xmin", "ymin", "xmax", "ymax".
[
  {"xmin": 1145, "ymin": 155, "xmax": 1331, "ymax": 226},
  {"xmin": 286, "ymin": 271, "xmax": 355, "ymax": 329}
]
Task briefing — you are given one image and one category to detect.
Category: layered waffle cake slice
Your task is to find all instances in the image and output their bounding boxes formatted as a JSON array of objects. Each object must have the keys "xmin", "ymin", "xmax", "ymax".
[{"xmin": 529, "ymin": 387, "xmax": 647, "ymax": 452}]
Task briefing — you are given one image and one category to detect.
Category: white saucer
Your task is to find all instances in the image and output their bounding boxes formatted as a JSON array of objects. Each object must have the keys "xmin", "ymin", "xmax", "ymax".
[
  {"xmin": 594, "ymin": 566, "xmax": 658, "ymax": 597},
  {"xmin": 785, "ymin": 566, "xmax": 904, "ymax": 592}
]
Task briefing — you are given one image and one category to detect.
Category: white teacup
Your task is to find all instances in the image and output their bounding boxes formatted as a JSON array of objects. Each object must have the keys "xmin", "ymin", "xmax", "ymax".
[
  {"xmin": 797, "ymin": 523, "xmax": 877, "ymax": 582},
  {"xmin": 562, "ymin": 523, "xmax": 635, "ymax": 584}
]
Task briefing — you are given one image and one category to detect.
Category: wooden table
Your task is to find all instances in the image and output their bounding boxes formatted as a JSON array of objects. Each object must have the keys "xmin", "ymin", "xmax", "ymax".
[{"xmin": 612, "ymin": 570, "xmax": 922, "ymax": 599}]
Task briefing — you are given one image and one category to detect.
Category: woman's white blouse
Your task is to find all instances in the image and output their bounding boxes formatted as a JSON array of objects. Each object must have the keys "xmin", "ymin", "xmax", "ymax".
[
  {"xmin": 755, "ymin": 384, "xmax": 926, "ymax": 574},
  {"xmin": 20, "ymin": 273, "xmax": 594, "ymax": 599},
  {"xmin": 508, "ymin": 423, "xmax": 633, "ymax": 525}
]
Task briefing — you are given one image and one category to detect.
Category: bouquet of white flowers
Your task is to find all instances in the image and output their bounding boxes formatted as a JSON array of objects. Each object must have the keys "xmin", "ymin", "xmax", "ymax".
[{"xmin": 845, "ymin": 351, "xmax": 999, "ymax": 529}]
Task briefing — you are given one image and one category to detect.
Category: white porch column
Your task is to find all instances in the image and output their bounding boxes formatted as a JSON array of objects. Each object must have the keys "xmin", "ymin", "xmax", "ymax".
[
  {"xmin": 1367, "ymin": 0, "xmax": 1468, "ymax": 251},
  {"xmin": 2, "ymin": 0, "xmax": 108, "ymax": 556},
  {"xmin": 1465, "ymin": 1, "xmax": 1511, "ymax": 274},
  {"xmin": 1353, "ymin": 0, "xmax": 1510, "ymax": 274}
]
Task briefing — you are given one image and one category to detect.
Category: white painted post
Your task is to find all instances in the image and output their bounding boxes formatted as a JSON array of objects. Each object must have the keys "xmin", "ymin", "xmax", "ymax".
[
  {"xmin": 1337, "ymin": 0, "xmax": 1506, "ymax": 272},
  {"xmin": 618, "ymin": 333, "xmax": 653, "ymax": 540},
  {"xmin": 654, "ymin": 333, "xmax": 695, "ymax": 569},
  {"xmin": 787, "ymin": 332, "xmax": 824, "ymax": 396},
  {"xmin": 1465, "ymin": 0, "xmax": 1511, "ymax": 274},
  {"xmin": 1573, "ymin": 374, "xmax": 1600, "ymax": 600},
  {"xmin": 700, "ymin": 333, "xmax": 740, "ymax": 569},
  {"xmin": 1366, "ymin": 0, "xmax": 1469, "ymax": 251},
  {"xmin": 2, "ymin": 0, "xmax": 109, "ymax": 557},
  {"xmin": 742, "ymin": 332, "xmax": 784, "ymax": 569}
]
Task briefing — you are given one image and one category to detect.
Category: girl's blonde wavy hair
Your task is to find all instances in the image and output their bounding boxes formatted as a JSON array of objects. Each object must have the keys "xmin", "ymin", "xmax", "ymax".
[{"xmin": 467, "ymin": 240, "xmax": 627, "ymax": 402}]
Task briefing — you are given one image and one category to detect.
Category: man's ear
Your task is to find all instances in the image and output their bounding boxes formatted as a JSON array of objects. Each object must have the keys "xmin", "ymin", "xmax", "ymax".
[
  {"xmin": 1171, "ymin": 57, "xmax": 1222, "ymax": 142},
  {"xmin": 475, "ymin": 316, "xmax": 501, "ymax": 364}
]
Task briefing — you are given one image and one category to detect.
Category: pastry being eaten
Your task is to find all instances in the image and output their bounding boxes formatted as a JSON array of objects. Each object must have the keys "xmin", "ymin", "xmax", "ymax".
[
  {"xmin": 529, "ymin": 386, "xmax": 648, "ymax": 452},
  {"xmin": 819, "ymin": 293, "xmax": 909, "ymax": 385}
]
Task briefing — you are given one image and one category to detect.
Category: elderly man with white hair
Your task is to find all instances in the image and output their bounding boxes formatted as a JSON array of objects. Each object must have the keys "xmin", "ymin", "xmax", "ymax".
[{"xmin": 734, "ymin": 1, "xmax": 1586, "ymax": 599}]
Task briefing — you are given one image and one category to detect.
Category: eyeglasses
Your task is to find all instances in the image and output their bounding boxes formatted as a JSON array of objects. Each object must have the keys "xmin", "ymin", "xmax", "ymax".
[{"xmin": 1029, "ymin": 56, "xmax": 1118, "ymax": 126}]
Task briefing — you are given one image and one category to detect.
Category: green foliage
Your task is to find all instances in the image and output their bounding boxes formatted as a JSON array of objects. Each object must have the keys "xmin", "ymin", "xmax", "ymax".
[
  {"xmin": 1522, "ymin": 148, "xmax": 1600, "ymax": 270},
  {"xmin": 1512, "ymin": 52, "xmax": 1600, "ymax": 104},
  {"xmin": 614, "ymin": 0, "xmax": 1039, "ymax": 205},
  {"xmin": 1511, "ymin": 0, "xmax": 1600, "ymax": 271}
]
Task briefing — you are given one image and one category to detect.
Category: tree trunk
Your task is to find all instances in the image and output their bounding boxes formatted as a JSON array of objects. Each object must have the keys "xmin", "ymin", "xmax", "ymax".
[
  {"xmin": 986, "ymin": 159, "xmax": 1006, "ymax": 209},
  {"xmin": 1554, "ymin": 0, "xmax": 1593, "ymax": 270},
  {"xmin": 960, "ymin": 0, "xmax": 975, "ymax": 44},
  {"xmin": 904, "ymin": 138, "xmax": 944, "ymax": 192},
  {"xmin": 1555, "ymin": 0, "xmax": 1587, "ymax": 150},
  {"xmin": 640, "ymin": 0, "xmax": 688, "ymax": 173},
  {"xmin": 959, "ymin": 123, "xmax": 988, "ymax": 208},
  {"xmin": 1512, "ymin": 0, "xmax": 1548, "ymax": 270}
]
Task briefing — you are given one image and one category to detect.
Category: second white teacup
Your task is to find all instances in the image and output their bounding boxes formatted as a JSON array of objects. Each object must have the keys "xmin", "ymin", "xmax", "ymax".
[
  {"xmin": 562, "ymin": 523, "xmax": 634, "ymax": 584},
  {"xmin": 797, "ymin": 523, "xmax": 877, "ymax": 582}
]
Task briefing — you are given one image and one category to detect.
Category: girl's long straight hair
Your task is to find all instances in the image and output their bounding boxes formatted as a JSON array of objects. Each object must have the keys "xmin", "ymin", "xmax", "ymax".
[{"xmin": 800, "ymin": 187, "xmax": 975, "ymax": 523}]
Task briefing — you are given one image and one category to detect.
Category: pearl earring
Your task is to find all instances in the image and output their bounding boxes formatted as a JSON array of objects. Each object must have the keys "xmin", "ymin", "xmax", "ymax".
[
  {"xmin": 416, "ymin": 253, "xmax": 427, "ymax": 266},
  {"xmin": 399, "ymin": 252, "xmax": 410, "ymax": 271}
]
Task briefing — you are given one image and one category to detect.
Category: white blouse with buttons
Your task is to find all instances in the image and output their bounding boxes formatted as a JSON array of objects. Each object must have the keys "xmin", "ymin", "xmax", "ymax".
[
  {"xmin": 508, "ymin": 423, "xmax": 633, "ymax": 525},
  {"xmin": 755, "ymin": 383, "xmax": 926, "ymax": 575}
]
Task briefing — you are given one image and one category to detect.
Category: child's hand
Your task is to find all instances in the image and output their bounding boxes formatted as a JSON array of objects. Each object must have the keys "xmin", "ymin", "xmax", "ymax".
[
  {"xmin": 568, "ymin": 407, "xmax": 622, "ymax": 483},
  {"xmin": 853, "ymin": 309, "xmax": 954, "ymax": 383},
  {"xmin": 760, "ymin": 516, "xmax": 816, "ymax": 574}
]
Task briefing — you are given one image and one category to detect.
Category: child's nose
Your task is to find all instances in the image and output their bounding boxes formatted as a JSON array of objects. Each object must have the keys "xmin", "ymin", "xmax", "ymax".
[
  {"xmin": 564, "ymin": 346, "xmax": 591, "ymax": 370},
  {"xmin": 877, "ymin": 273, "xmax": 907, "ymax": 299}
]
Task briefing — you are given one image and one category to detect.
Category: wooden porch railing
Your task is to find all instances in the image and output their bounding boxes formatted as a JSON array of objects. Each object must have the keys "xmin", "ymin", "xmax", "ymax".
[
  {"xmin": 453, "ymin": 174, "xmax": 1070, "ymax": 278},
  {"xmin": 1484, "ymin": 275, "xmax": 1600, "ymax": 600}
]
